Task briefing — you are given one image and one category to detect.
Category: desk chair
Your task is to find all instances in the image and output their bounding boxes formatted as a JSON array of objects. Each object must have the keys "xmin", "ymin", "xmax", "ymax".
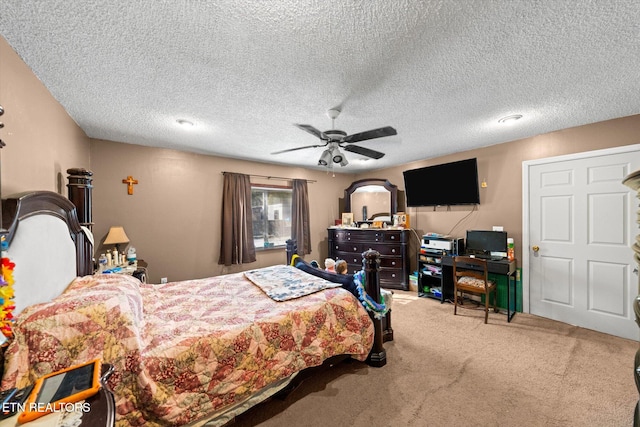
[{"xmin": 453, "ymin": 256, "xmax": 498, "ymax": 324}]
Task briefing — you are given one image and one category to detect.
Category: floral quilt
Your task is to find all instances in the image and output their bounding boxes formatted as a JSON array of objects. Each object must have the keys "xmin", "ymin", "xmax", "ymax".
[{"xmin": 1, "ymin": 272, "xmax": 374, "ymax": 426}]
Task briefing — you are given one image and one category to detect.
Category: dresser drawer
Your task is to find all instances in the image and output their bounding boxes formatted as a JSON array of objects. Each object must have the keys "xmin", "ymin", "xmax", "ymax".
[
  {"xmin": 332, "ymin": 230, "xmax": 385, "ymax": 242},
  {"xmin": 379, "ymin": 257, "xmax": 403, "ymax": 269},
  {"xmin": 336, "ymin": 245, "xmax": 403, "ymax": 260},
  {"xmin": 374, "ymin": 245, "xmax": 403, "ymax": 256},
  {"xmin": 381, "ymin": 231, "xmax": 406, "ymax": 243},
  {"xmin": 379, "ymin": 269, "xmax": 405, "ymax": 289},
  {"xmin": 346, "ymin": 264, "xmax": 363, "ymax": 275},
  {"xmin": 335, "ymin": 251, "xmax": 365, "ymax": 266},
  {"xmin": 379, "ymin": 268, "xmax": 403, "ymax": 281},
  {"xmin": 333, "ymin": 242, "xmax": 363, "ymax": 254}
]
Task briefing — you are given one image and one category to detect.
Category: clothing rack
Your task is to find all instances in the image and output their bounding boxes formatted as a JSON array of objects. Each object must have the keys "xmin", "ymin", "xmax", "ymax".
[{"xmin": 222, "ymin": 172, "xmax": 316, "ymax": 183}]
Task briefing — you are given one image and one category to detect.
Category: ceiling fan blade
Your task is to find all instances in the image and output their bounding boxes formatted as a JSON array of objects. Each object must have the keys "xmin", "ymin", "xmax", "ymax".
[
  {"xmin": 271, "ymin": 144, "xmax": 325, "ymax": 155},
  {"xmin": 343, "ymin": 144, "xmax": 385, "ymax": 159},
  {"xmin": 343, "ymin": 126, "xmax": 397, "ymax": 143},
  {"xmin": 294, "ymin": 124, "xmax": 328, "ymax": 140}
]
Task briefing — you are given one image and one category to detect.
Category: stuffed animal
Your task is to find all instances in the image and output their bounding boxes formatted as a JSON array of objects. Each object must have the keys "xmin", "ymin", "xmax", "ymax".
[{"xmin": 324, "ymin": 258, "xmax": 336, "ymax": 273}]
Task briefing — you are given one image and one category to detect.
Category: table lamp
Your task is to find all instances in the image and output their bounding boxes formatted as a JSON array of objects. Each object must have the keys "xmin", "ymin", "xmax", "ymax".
[{"xmin": 104, "ymin": 226, "xmax": 130, "ymax": 254}]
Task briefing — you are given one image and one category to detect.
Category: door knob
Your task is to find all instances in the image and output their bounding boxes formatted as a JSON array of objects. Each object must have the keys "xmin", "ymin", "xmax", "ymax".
[{"xmin": 532, "ymin": 245, "xmax": 540, "ymax": 252}]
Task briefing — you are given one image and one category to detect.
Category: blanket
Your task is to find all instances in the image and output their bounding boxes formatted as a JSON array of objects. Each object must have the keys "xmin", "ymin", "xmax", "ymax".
[
  {"xmin": 2, "ymin": 272, "xmax": 374, "ymax": 426},
  {"xmin": 243, "ymin": 265, "xmax": 342, "ymax": 301}
]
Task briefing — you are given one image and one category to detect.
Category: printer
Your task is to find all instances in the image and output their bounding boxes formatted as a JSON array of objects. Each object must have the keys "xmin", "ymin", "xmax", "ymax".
[{"xmin": 421, "ymin": 234, "xmax": 464, "ymax": 255}]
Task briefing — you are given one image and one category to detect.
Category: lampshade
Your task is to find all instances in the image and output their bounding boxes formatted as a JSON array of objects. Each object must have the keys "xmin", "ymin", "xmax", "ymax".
[
  {"xmin": 104, "ymin": 226, "xmax": 130, "ymax": 245},
  {"xmin": 331, "ymin": 147, "xmax": 343, "ymax": 163},
  {"xmin": 318, "ymin": 149, "xmax": 332, "ymax": 166},
  {"xmin": 330, "ymin": 146, "xmax": 348, "ymax": 166},
  {"xmin": 331, "ymin": 146, "xmax": 349, "ymax": 166}
]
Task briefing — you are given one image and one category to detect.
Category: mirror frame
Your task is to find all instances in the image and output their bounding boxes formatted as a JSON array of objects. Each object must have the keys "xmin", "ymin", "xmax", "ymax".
[{"xmin": 344, "ymin": 178, "xmax": 398, "ymax": 216}]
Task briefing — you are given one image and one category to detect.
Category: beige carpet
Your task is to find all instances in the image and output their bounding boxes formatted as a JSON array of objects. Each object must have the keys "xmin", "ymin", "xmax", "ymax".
[{"xmin": 232, "ymin": 291, "xmax": 638, "ymax": 426}]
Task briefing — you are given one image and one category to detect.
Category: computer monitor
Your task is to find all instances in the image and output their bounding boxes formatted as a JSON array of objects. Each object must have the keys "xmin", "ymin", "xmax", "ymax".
[{"xmin": 465, "ymin": 230, "xmax": 508, "ymax": 255}]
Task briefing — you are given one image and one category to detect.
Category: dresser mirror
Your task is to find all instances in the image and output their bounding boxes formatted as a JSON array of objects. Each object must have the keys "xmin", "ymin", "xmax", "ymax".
[{"xmin": 344, "ymin": 179, "xmax": 398, "ymax": 222}]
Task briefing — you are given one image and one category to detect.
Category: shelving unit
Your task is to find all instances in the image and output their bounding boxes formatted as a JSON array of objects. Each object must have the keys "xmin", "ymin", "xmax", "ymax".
[{"xmin": 418, "ymin": 250, "xmax": 445, "ymax": 301}]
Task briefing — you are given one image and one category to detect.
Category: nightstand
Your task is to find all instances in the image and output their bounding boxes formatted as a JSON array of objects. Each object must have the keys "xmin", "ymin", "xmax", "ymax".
[{"xmin": 97, "ymin": 260, "xmax": 148, "ymax": 284}]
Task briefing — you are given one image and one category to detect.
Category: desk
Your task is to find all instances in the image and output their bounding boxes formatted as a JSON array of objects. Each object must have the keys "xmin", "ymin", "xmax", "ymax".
[{"xmin": 441, "ymin": 256, "xmax": 517, "ymax": 322}]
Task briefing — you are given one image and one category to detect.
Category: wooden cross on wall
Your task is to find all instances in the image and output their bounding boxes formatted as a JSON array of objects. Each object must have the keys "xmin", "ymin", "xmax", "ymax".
[{"xmin": 122, "ymin": 176, "xmax": 138, "ymax": 195}]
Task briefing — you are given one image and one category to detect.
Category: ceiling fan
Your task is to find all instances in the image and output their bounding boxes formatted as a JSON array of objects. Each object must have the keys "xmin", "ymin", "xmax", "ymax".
[{"xmin": 271, "ymin": 109, "xmax": 397, "ymax": 167}]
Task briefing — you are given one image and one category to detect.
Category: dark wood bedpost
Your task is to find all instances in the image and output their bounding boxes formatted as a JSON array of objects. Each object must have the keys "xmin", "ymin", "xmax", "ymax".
[
  {"xmin": 66, "ymin": 168, "xmax": 93, "ymax": 231},
  {"xmin": 285, "ymin": 239, "xmax": 297, "ymax": 265},
  {"xmin": 363, "ymin": 249, "xmax": 386, "ymax": 367}
]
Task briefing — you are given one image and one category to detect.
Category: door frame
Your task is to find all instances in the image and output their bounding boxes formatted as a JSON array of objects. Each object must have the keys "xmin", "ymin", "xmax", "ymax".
[{"xmin": 521, "ymin": 143, "xmax": 640, "ymax": 314}]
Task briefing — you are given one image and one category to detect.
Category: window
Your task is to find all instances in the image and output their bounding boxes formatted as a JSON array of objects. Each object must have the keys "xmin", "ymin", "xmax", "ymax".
[{"xmin": 252, "ymin": 185, "xmax": 292, "ymax": 249}]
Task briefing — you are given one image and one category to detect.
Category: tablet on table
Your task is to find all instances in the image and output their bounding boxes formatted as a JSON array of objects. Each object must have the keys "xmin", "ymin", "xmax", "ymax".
[{"xmin": 17, "ymin": 359, "xmax": 102, "ymax": 424}]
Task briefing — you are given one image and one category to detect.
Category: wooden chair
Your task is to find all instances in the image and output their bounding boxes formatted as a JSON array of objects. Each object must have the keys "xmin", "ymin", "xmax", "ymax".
[{"xmin": 453, "ymin": 256, "xmax": 498, "ymax": 323}]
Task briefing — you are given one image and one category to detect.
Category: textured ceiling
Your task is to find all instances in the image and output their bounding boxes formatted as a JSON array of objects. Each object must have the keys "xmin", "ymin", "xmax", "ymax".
[{"xmin": 2, "ymin": 1, "xmax": 639, "ymax": 172}]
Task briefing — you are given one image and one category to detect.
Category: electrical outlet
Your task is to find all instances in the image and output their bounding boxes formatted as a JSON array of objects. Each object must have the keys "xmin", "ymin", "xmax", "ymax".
[
  {"xmin": 160, "ymin": 277, "xmax": 168, "ymax": 284},
  {"xmin": 493, "ymin": 226, "xmax": 504, "ymax": 231}
]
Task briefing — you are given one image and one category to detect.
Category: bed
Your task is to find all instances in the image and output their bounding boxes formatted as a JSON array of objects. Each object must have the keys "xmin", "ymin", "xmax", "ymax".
[{"xmin": 0, "ymin": 190, "xmax": 389, "ymax": 426}]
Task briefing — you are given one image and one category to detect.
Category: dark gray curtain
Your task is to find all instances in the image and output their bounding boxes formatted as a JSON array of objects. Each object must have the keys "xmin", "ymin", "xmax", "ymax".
[
  {"xmin": 291, "ymin": 179, "xmax": 311, "ymax": 255},
  {"xmin": 218, "ymin": 173, "xmax": 256, "ymax": 266}
]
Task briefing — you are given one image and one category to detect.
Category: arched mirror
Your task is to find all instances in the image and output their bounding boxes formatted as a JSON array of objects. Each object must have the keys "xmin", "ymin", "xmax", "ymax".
[{"xmin": 344, "ymin": 179, "xmax": 398, "ymax": 222}]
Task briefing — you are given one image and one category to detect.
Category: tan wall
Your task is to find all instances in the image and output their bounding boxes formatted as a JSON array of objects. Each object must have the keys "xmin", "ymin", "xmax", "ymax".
[
  {"xmin": 89, "ymin": 139, "xmax": 355, "ymax": 283},
  {"xmin": 0, "ymin": 36, "xmax": 90, "ymax": 195},
  {"xmin": 360, "ymin": 115, "xmax": 640, "ymax": 268},
  {"xmin": 4, "ymin": 33, "xmax": 640, "ymax": 284}
]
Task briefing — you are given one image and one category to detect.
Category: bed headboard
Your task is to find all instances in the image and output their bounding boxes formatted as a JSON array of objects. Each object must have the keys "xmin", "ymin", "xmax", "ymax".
[{"xmin": 2, "ymin": 191, "xmax": 93, "ymax": 314}]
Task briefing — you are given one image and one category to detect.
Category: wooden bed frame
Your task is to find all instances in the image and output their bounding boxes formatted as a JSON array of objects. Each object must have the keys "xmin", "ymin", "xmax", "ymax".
[
  {"xmin": 2, "ymin": 190, "xmax": 93, "ymax": 276},
  {"xmin": 1, "ymin": 191, "xmax": 390, "ymax": 364},
  {"xmin": 0, "ymin": 190, "xmax": 390, "ymax": 425},
  {"xmin": 285, "ymin": 239, "xmax": 390, "ymax": 367},
  {"xmin": 2, "ymin": 191, "xmax": 93, "ymax": 315}
]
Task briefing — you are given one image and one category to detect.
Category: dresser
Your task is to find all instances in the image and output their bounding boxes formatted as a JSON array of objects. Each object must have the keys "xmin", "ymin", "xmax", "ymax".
[{"xmin": 328, "ymin": 227, "xmax": 410, "ymax": 290}]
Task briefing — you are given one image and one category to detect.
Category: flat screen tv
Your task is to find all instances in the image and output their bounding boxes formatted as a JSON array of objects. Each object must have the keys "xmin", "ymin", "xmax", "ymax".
[{"xmin": 403, "ymin": 158, "xmax": 480, "ymax": 207}]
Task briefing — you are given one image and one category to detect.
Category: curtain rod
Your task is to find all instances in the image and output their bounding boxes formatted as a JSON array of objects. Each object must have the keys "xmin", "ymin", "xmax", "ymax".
[{"xmin": 222, "ymin": 172, "xmax": 316, "ymax": 183}]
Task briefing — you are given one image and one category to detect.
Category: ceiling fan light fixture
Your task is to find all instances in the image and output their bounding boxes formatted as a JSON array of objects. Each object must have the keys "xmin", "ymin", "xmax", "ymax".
[
  {"xmin": 330, "ymin": 146, "xmax": 348, "ymax": 166},
  {"xmin": 318, "ymin": 149, "xmax": 331, "ymax": 166},
  {"xmin": 331, "ymin": 150, "xmax": 343, "ymax": 164}
]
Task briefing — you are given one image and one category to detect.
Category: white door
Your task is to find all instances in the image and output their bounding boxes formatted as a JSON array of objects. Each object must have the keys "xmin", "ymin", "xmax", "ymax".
[{"xmin": 524, "ymin": 146, "xmax": 640, "ymax": 340}]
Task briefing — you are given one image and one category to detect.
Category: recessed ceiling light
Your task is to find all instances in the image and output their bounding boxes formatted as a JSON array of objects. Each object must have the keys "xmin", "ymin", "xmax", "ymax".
[
  {"xmin": 498, "ymin": 114, "xmax": 523, "ymax": 124},
  {"xmin": 176, "ymin": 119, "xmax": 194, "ymax": 127}
]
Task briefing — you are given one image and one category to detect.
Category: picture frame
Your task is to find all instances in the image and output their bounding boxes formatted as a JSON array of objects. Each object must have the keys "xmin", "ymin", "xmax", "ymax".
[
  {"xmin": 393, "ymin": 212, "xmax": 409, "ymax": 228},
  {"xmin": 341, "ymin": 212, "xmax": 354, "ymax": 226}
]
